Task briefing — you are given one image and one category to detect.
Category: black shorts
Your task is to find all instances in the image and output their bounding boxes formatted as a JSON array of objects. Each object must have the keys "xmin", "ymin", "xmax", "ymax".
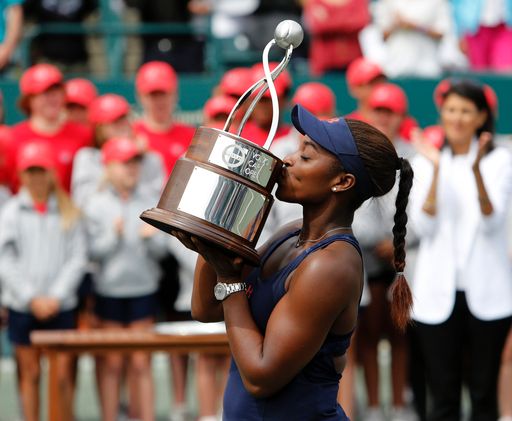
[
  {"xmin": 7, "ymin": 308, "xmax": 77, "ymax": 346},
  {"xmin": 94, "ymin": 293, "xmax": 158, "ymax": 324}
]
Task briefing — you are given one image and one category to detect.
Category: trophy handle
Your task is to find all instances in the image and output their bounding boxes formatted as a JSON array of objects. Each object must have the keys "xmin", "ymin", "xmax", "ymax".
[{"xmin": 223, "ymin": 20, "xmax": 303, "ymax": 151}]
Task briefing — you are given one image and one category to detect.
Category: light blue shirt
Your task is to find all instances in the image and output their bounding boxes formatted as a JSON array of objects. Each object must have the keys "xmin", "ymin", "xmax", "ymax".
[
  {"xmin": 451, "ymin": 0, "xmax": 512, "ymax": 35},
  {"xmin": 0, "ymin": 0, "xmax": 23, "ymax": 43}
]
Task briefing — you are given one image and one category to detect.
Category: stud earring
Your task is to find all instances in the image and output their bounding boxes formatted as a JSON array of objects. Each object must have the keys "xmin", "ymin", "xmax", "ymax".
[{"xmin": 332, "ymin": 187, "xmax": 337, "ymax": 192}]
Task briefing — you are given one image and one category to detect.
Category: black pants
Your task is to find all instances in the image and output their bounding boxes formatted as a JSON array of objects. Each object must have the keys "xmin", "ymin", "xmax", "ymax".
[{"xmin": 414, "ymin": 291, "xmax": 511, "ymax": 421}]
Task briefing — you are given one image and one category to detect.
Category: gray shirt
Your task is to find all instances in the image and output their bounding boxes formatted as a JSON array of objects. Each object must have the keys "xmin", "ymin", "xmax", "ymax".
[
  {"xmin": 0, "ymin": 190, "xmax": 87, "ymax": 312},
  {"xmin": 84, "ymin": 185, "xmax": 167, "ymax": 298}
]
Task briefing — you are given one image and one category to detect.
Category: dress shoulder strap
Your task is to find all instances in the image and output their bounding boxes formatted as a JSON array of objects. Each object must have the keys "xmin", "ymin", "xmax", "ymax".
[
  {"xmin": 279, "ymin": 234, "xmax": 362, "ymax": 282},
  {"xmin": 259, "ymin": 229, "xmax": 301, "ymax": 266}
]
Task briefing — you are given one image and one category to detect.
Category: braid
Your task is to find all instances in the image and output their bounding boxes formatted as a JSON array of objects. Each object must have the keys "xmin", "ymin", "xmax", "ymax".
[{"xmin": 389, "ymin": 158, "xmax": 414, "ymax": 331}]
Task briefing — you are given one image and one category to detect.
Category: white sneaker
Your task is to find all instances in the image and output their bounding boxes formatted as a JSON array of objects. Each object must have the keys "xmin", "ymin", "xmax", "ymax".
[
  {"xmin": 364, "ymin": 407, "xmax": 386, "ymax": 421},
  {"xmin": 390, "ymin": 406, "xmax": 419, "ymax": 421}
]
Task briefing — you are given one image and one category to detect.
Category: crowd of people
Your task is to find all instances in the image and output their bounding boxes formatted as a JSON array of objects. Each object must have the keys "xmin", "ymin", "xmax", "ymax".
[
  {"xmin": 0, "ymin": 54, "xmax": 509, "ymax": 421},
  {"xmin": 0, "ymin": 0, "xmax": 512, "ymax": 76}
]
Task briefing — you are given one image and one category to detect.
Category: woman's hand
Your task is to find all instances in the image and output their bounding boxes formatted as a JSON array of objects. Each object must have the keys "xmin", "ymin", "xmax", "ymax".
[
  {"xmin": 172, "ymin": 231, "xmax": 244, "ymax": 282},
  {"xmin": 473, "ymin": 132, "xmax": 492, "ymax": 171},
  {"xmin": 412, "ymin": 127, "xmax": 441, "ymax": 168}
]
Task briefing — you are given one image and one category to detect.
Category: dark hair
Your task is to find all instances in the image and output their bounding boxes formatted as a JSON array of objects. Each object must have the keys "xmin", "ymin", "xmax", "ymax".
[
  {"xmin": 346, "ymin": 119, "xmax": 414, "ymax": 331},
  {"xmin": 443, "ymin": 79, "xmax": 495, "ymax": 140}
]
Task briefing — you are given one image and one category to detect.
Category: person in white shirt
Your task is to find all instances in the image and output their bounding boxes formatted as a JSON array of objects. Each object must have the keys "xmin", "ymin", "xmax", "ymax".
[
  {"xmin": 373, "ymin": 0, "xmax": 452, "ymax": 77},
  {"xmin": 410, "ymin": 79, "xmax": 512, "ymax": 420}
]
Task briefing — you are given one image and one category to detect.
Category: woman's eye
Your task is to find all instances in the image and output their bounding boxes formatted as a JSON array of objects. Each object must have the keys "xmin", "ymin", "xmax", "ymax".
[{"xmin": 300, "ymin": 155, "xmax": 310, "ymax": 161}]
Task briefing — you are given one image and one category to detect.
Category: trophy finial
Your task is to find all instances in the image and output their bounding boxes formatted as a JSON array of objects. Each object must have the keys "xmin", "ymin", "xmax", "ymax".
[{"xmin": 274, "ymin": 20, "xmax": 304, "ymax": 50}]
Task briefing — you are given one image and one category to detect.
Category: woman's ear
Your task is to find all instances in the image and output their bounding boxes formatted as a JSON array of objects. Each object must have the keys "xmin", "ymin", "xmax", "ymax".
[{"xmin": 332, "ymin": 172, "xmax": 356, "ymax": 193}]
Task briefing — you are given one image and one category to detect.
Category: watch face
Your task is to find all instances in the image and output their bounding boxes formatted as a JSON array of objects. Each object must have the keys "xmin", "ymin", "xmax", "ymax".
[{"xmin": 214, "ymin": 283, "xmax": 227, "ymax": 300}]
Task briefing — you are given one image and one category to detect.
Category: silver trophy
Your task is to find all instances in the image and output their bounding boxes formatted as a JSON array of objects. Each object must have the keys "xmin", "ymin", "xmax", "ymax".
[{"xmin": 140, "ymin": 20, "xmax": 304, "ymax": 265}]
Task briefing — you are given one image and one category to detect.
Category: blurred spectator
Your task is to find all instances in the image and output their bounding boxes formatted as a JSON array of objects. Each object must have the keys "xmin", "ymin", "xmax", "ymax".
[
  {"xmin": 372, "ymin": 0, "xmax": 452, "ymax": 77},
  {"xmin": 453, "ymin": 0, "xmax": 512, "ymax": 71},
  {"xmin": 65, "ymin": 78, "xmax": 98, "ymax": 125},
  {"xmin": 345, "ymin": 57, "xmax": 418, "ymax": 141},
  {"xmin": 270, "ymin": 81, "xmax": 336, "ymax": 159},
  {"xmin": 71, "ymin": 93, "xmax": 164, "ymax": 208},
  {"xmin": 303, "ymin": 0, "xmax": 370, "ymax": 76},
  {"xmin": 8, "ymin": 64, "xmax": 92, "ymax": 193},
  {"xmin": 206, "ymin": 0, "xmax": 258, "ymax": 39},
  {"xmin": 353, "ymin": 82, "xmax": 416, "ymax": 421},
  {"xmin": 345, "ymin": 57, "xmax": 387, "ymax": 122},
  {"xmin": 0, "ymin": 141, "xmax": 87, "ymax": 421},
  {"xmin": 203, "ymin": 94, "xmax": 237, "ymax": 130},
  {"xmin": 124, "ymin": 0, "xmax": 205, "ymax": 73},
  {"xmin": 241, "ymin": 0, "xmax": 303, "ymax": 53},
  {"xmin": 410, "ymin": 80, "xmax": 512, "ymax": 420},
  {"xmin": 240, "ymin": 62, "xmax": 292, "ymax": 147},
  {"xmin": 84, "ymin": 137, "xmax": 167, "ymax": 421},
  {"xmin": 23, "ymin": 0, "xmax": 98, "ymax": 71},
  {"xmin": 133, "ymin": 61, "xmax": 195, "ymax": 176},
  {"xmin": 131, "ymin": 60, "xmax": 195, "ymax": 421},
  {"xmin": 0, "ymin": 0, "xmax": 23, "ymax": 72},
  {"xmin": 216, "ymin": 66, "xmax": 254, "ymax": 134}
]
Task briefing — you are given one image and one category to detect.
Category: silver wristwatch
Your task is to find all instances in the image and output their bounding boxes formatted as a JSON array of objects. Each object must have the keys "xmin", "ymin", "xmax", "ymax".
[{"xmin": 214, "ymin": 282, "xmax": 247, "ymax": 301}]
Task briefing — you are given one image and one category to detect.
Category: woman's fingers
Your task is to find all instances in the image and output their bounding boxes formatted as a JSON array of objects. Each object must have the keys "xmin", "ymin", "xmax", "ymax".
[{"xmin": 171, "ymin": 230, "xmax": 198, "ymax": 252}]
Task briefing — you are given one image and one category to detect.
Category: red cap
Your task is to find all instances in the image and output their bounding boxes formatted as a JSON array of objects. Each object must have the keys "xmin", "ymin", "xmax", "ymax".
[
  {"xmin": 251, "ymin": 62, "xmax": 292, "ymax": 98},
  {"xmin": 292, "ymin": 82, "xmax": 335, "ymax": 117},
  {"xmin": 65, "ymin": 78, "xmax": 98, "ymax": 107},
  {"xmin": 136, "ymin": 61, "xmax": 178, "ymax": 94},
  {"xmin": 422, "ymin": 125, "xmax": 445, "ymax": 149},
  {"xmin": 483, "ymin": 84, "xmax": 498, "ymax": 115},
  {"xmin": 433, "ymin": 78, "xmax": 451, "ymax": 108},
  {"xmin": 219, "ymin": 67, "xmax": 253, "ymax": 97},
  {"xmin": 102, "ymin": 137, "xmax": 141, "ymax": 164},
  {"xmin": 17, "ymin": 141, "xmax": 56, "ymax": 171},
  {"xmin": 20, "ymin": 64, "xmax": 63, "ymax": 96},
  {"xmin": 88, "ymin": 94, "xmax": 130, "ymax": 124},
  {"xmin": 204, "ymin": 95, "xmax": 237, "ymax": 119},
  {"xmin": 368, "ymin": 83, "xmax": 408, "ymax": 114},
  {"xmin": 346, "ymin": 58, "xmax": 384, "ymax": 87}
]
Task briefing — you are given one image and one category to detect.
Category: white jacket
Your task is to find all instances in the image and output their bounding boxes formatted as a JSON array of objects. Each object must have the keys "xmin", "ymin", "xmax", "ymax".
[{"xmin": 410, "ymin": 142, "xmax": 512, "ymax": 324}]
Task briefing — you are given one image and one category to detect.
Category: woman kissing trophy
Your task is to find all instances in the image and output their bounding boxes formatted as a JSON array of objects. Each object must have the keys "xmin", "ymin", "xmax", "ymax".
[{"xmin": 140, "ymin": 20, "xmax": 304, "ymax": 265}]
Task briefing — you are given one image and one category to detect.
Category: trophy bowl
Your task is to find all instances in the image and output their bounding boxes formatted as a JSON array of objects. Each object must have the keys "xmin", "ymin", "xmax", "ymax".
[
  {"xmin": 140, "ymin": 127, "xmax": 283, "ymax": 265},
  {"xmin": 141, "ymin": 20, "xmax": 303, "ymax": 265}
]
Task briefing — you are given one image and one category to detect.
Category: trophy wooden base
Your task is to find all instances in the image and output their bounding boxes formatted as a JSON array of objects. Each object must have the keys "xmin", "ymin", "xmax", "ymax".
[{"xmin": 140, "ymin": 207, "xmax": 261, "ymax": 265}]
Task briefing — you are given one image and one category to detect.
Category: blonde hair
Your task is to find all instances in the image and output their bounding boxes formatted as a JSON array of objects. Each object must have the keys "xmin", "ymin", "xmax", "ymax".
[{"xmin": 49, "ymin": 172, "xmax": 81, "ymax": 231}]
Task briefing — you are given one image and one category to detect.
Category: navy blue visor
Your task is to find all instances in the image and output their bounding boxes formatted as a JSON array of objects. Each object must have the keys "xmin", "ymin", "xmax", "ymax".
[{"xmin": 291, "ymin": 104, "xmax": 375, "ymax": 201}]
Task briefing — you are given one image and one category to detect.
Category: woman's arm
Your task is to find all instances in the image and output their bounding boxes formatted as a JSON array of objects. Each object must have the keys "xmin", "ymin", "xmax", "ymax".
[
  {"xmin": 191, "ymin": 255, "xmax": 223, "ymax": 322},
  {"xmin": 189, "ymin": 220, "xmax": 302, "ymax": 322},
  {"xmin": 472, "ymin": 133, "xmax": 494, "ymax": 216},
  {"xmin": 200, "ymin": 242, "xmax": 362, "ymax": 398},
  {"xmin": 0, "ymin": 4, "xmax": 23, "ymax": 70}
]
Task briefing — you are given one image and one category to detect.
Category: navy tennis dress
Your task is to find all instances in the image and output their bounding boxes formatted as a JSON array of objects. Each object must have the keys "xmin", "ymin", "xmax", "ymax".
[{"xmin": 223, "ymin": 229, "xmax": 362, "ymax": 421}]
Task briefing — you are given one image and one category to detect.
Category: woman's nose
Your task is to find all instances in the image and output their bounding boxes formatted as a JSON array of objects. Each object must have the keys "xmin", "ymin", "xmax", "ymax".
[{"xmin": 282, "ymin": 154, "xmax": 293, "ymax": 167}]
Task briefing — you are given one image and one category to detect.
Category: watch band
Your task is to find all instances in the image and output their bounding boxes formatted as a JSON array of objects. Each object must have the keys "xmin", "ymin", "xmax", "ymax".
[{"xmin": 226, "ymin": 282, "xmax": 247, "ymax": 295}]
